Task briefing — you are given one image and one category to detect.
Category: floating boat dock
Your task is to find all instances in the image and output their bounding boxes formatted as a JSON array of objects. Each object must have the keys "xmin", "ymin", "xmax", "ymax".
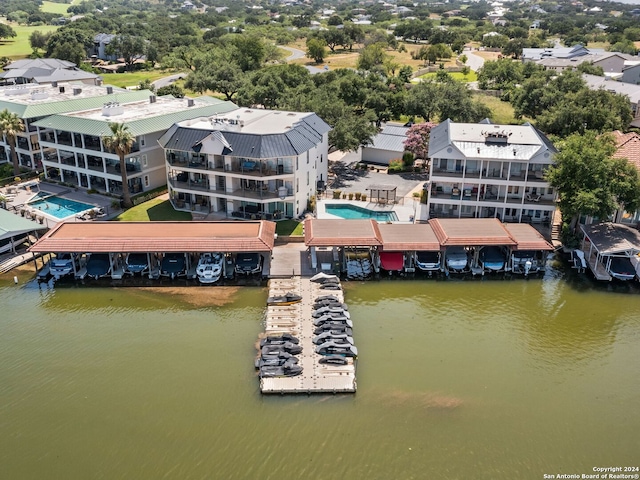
[{"xmin": 260, "ymin": 278, "xmax": 357, "ymax": 394}]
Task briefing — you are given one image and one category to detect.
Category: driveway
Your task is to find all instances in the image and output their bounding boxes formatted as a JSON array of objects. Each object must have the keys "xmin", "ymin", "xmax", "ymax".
[
  {"xmin": 327, "ymin": 156, "xmax": 428, "ymax": 198},
  {"xmin": 465, "ymin": 52, "xmax": 485, "ymax": 72}
]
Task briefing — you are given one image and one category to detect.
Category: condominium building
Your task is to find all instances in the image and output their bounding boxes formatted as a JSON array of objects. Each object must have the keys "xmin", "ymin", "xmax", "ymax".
[
  {"xmin": 33, "ymin": 94, "xmax": 237, "ymax": 195},
  {"xmin": 427, "ymin": 119, "xmax": 557, "ymax": 224},
  {"xmin": 0, "ymin": 82, "xmax": 140, "ymax": 171},
  {"xmin": 158, "ymin": 109, "xmax": 331, "ymax": 219}
]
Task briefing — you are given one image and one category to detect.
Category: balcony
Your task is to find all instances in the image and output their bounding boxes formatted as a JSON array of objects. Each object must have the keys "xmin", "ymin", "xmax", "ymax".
[
  {"xmin": 56, "ymin": 132, "xmax": 73, "ymax": 147},
  {"xmin": 526, "ymin": 170, "xmax": 546, "ymax": 182},
  {"xmin": 87, "ymin": 156, "xmax": 104, "ymax": 172},
  {"xmin": 169, "ymin": 177, "xmax": 211, "ymax": 192},
  {"xmin": 84, "ymin": 136, "xmax": 102, "ymax": 152}
]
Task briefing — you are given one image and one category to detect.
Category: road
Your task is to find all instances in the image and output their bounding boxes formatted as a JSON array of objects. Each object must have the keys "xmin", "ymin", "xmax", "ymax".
[
  {"xmin": 151, "ymin": 73, "xmax": 186, "ymax": 89},
  {"xmin": 279, "ymin": 46, "xmax": 325, "ymax": 74},
  {"xmin": 464, "ymin": 51, "xmax": 485, "ymax": 72}
]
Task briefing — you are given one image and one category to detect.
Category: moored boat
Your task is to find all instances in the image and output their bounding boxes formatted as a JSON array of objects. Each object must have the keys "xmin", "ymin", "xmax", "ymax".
[
  {"xmin": 608, "ymin": 257, "xmax": 635, "ymax": 281},
  {"xmin": 125, "ymin": 253, "xmax": 149, "ymax": 275},
  {"xmin": 49, "ymin": 253, "xmax": 77, "ymax": 279},
  {"xmin": 445, "ymin": 246, "xmax": 469, "ymax": 273},
  {"xmin": 267, "ymin": 292, "xmax": 302, "ymax": 306},
  {"xmin": 196, "ymin": 252, "xmax": 224, "ymax": 284},
  {"xmin": 86, "ymin": 253, "xmax": 111, "ymax": 279},
  {"xmin": 479, "ymin": 246, "xmax": 506, "ymax": 272},
  {"xmin": 161, "ymin": 253, "xmax": 186, "ymax": 279},
  {"xmin": 415, "ymin": 251, "xmax": 441, "ymax": 273}
]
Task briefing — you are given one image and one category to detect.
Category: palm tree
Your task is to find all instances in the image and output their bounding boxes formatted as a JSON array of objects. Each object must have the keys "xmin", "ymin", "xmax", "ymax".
[
  {"xmin": 0, "ymin": 109, "xmax": 25, "ymax": 177},
  {"xmin": 102, "ymin": 122, "xmax": 134, "ymax": 209}
]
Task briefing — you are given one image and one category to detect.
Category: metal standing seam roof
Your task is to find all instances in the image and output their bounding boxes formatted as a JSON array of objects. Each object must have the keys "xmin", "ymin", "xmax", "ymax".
[
  {"xmin": 377, "ymin": 224, "xmax": 440, "ymax": 251},
  {"xmin": 162, "ymin": 113, "xmax": 330, "ymax": 158},
  {"xmin": 0, "ymin": 209, "xmax": 47, "ymax": 240},
  {"xmin": 429, "ymin": 218, "xmax": 516, "ymax": 247},
  {"xmin": 304, "ymin": 219, "xmax": 383, "ymax": 247},
  {"xmin": 580, "ymin": 222, "xmax": 640, "ymax": 255},
  {"xmin": 501, "ymin": 223, "xmax": 553, "ymax": 251},
  {"xmin": 28, "ymin": 221, "xmax": 276, "ymax": 253},
  {"xmin": 32, "ymin": 101, "xmax": 239, "ymax": 137},
  {"xmin": 1, "ymin": 89, "xmax": 149, "ymax": 119}
]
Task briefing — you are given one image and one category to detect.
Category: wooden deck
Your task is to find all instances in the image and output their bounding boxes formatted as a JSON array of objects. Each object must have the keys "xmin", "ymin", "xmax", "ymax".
[
  {"xmin": 259, "ymin": 278, "xmax": 357, "ymax": 394},
  {"xmin": 586, "ymin": 251, "xmax": 612, "ymax": 282}
]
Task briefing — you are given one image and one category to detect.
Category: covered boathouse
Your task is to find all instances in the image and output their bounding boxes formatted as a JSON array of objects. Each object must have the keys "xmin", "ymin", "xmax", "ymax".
[
  {"xmin": 579, "ymin": 222, "xmax": 640, "ymax": 281},
  {"xmin": 28, "ymin": 220, "xmax": 276, "ymax": 280}
]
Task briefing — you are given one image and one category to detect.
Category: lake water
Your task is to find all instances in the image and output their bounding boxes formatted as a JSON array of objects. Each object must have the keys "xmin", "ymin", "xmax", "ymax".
[{"xmin": 1, "ymin": 261, "xmax": 638, "ymax": 479}]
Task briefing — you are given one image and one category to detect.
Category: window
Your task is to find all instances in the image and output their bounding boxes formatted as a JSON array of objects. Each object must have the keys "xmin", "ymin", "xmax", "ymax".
[
  {"xmin": 307, "ymin": 151, "xmax": 309, "ymax": 164},
  {"xmin": 296, "ymin": 179, "xmax": 299, "ymax": 193},
  {"xmin": 140, "ymin": 135, "xmax": 146, "ymax": 147},
  {"xmin": 547, "ymin": 187, "xmax": 554, "ymax": 195},
  {"xmin": 142, "ymin": 154, "xmax": 148, "ymax": 167},
  {"xmin": 296, "ymin": 157, "xmax": 298, "ymax": 169},
  {"xmin": 144, "ymin": 175, "xmax": 149, "ymax": 187},
  {"xmin": 306, "ymin": 171, "xmax": 309, "ymax": 185},
  {"xmin": 320, "ymin": 155, "xmax": 323, "ymax": 163}
]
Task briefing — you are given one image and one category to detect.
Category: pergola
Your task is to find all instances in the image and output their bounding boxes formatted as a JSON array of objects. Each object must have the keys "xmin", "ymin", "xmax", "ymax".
[{"xmin": 366, "ymin": 184, "xmax": 397, "ymax": 205}]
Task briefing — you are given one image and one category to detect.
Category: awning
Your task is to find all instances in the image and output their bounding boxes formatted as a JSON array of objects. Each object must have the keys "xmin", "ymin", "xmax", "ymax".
[{"xmin": 380, "ymin": 252, "xmax": 403, "ymax": 271}]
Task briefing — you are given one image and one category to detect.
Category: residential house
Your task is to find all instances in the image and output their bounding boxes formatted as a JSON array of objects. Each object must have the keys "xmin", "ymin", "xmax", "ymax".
[
  {"xmin": 33, "ymin": 95, "xmax": 237, "ymax": 195},
  {"xmin": 158, "ymin": 109, "xmax": 331, "ymax": 219},
  {"xmin": 611, "ymin": 131, "xmax": 640, "ymax": 226},
  {"xmin": 427, "ymin": 119, "xmax": 557, "ymax": 224},
  {"xmin": 582, "ymin": 74, "xmax": 640, "ymax": 127},
  {"xmin": 0, "ymin": 58, "xmax": 101, "ymax": 86},
  {"xmin": 91, "ymin": 34, "xmax": 118, "ymax": 62},
  {"xmin": 621, "ymin": 62, "xmax": 640, "ymax": 85}
]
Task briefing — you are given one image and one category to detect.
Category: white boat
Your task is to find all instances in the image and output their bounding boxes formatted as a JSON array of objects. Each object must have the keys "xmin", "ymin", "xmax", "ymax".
[
  {"xmin": 479, "ymin": 246, "xmax": 506, "ymax": 272},
  {"xmin": 571, "ymin": 249, "xmax": 587, "ymax": 273},
  {"xmin": 511, "ymin": 250, "xmax": 545, "ymax": 275},
  {"xmin": 196, "ymin": 252, "xmax": 224, "ymax": 284},
  {"xmin": 414, "ymin": 251, "xmax": 441, "ymax": 272},
  {"xmin": 49, "ymin": 253, "xmax": 76, "ymax": 279},
  {"xmin": 608, "ymin": 257, "xmax": 636, "ymax": 281},
  {"xmin": 445, "ymin": 246, "xmax": 469, "ymax": 272}
]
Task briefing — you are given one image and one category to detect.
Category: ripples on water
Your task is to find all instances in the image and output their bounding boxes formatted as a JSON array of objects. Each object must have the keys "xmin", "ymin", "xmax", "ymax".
[{"xmin": 0, "ymin": 259, "xmax": 639, "ymax": 479}]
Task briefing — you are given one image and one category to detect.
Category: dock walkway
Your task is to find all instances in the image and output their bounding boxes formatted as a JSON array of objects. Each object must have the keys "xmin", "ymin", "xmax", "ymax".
[{"xmin": 260, "ymin": 277, "xmax": 356, "ymax": 394}]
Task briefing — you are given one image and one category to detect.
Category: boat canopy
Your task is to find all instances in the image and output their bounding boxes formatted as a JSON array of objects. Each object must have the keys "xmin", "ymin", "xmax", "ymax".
[{"xmin": 379, "ymin": 252, "xmax": 403, "ymax": 271}]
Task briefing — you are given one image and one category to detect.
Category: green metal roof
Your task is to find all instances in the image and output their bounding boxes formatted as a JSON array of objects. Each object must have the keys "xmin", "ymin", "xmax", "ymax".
[
  {"xmin": 0, "ymin": 88, "xmax": 151, "ymax": 119},
  {"xmin": 32, "ymin": 99, "xmax": 238, "ymax": 137},
  {"xmin": 0, "ymin": 209, "xmax": 47, "ymax": 240}
]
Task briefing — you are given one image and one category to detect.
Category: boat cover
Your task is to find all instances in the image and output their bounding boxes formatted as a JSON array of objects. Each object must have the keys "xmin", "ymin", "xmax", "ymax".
[{"xmin": 380, "ymin": 252, "xmax": 403, "ymax": 271}]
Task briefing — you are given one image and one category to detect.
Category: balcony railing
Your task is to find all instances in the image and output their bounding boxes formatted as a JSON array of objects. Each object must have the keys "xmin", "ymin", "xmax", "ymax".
[{"xmin": 169, "ymin": 178, "xmax": 211, "ymax": 192}]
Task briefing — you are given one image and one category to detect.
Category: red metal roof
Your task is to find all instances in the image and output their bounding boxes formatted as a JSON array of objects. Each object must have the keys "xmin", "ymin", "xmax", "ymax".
[
  {"xmin": 304, "ymin": 219, "xmax": 383, "ymax": 247},
  {"xmin": 430, "ymin": 218, "xmax": 516, "ymax": 246},
  {"xmin": 378, "ymin": 223, "xmax": 440, "ymax": 251},
  {"xmin": 502, "ymin": 223, "xmax": 553, "ymax": 251},
  {"xmin": 28, "ymin": 221, "xmax": 276, "ymax": 253}
]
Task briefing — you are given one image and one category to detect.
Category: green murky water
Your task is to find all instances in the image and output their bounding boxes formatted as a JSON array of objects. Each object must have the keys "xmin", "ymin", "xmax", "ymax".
[{"xmin": 1, "ymin": 264, "xmax": 639, "ymax": 479}]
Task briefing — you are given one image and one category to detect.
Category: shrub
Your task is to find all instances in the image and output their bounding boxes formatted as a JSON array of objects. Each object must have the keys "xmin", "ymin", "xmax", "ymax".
[
  {"xmin": 355, "ymin": 192, "xmax": 361, "ymax": 200},
  {"xmin": 333, "ymin": 190, "xmax": 342, "ymax": 199},
  {"xmin": 307, "ymin": 195, "xmax": 316, "ymax": 212},
  {"xmin": 348, "ymin": 193, "xmax": 354, "ymax": 200},
  {"xmin": 342, "ymin": 193, "xmax": 347, "ymax": 199},
  {"xmin": 87, "ymin": 188, "xmax": 98, "ymax": 194},
  {"xmin": 402, "ymin": 152, "xmax": 414, "ymax": 166},
  {"xmin": 362, "ymin": 194, "xmax": 367, "ymax": 201}
]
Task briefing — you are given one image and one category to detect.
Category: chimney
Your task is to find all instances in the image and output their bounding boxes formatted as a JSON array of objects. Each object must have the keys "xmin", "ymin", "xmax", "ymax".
[
  {"xmin": 149, "ymin": 94, "xmax": 157, "ymax": 104},
  {"xmin": 59, "ymin": 86, "xmax": 65, "ymax": 93},
  {"xmin": 187, "ymin": 98, "xmax": 195, "ymax": 107},
  {"xmin": 106, "ymin": 86, "xmax": 113, "ymax": 94}
]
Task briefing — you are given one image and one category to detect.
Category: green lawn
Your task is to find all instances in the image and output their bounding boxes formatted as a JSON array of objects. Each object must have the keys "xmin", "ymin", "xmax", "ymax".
[
  {"xmin": 416, "ymin": 71, "xmax": 478, "ymax": 82},
  {"xmin": 473, "ymin": 93, "xmax": 520, "ymax": 124},
  {"xmin": 100, "ymin": 71, "xmax": 174, "ymax": 88},
  {"xmin": 0, "ymin": 22, "xmax": 59, "ymax": 59},
  {"xmin": 275, "ymin": 220, "xmax": 303, "ymax": 236},
  {"xmin": 115, "ymin": 198, "xmax": 192, "ymax": 222},
  {"xmin": 40, "ymin": 1, "xmax": 72, "ymax": 15}
]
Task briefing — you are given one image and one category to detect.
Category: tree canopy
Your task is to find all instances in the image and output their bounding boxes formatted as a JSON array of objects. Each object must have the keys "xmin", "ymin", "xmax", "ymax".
[{"xmin": 546, "ymin": 131, "xmax": 640, "ymax": 229}]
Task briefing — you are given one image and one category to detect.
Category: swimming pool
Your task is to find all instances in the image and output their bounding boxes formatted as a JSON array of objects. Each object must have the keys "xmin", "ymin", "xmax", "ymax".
[
  {"xmin": 28, "ymin": 193, "xmax": 95, "ymax": 220},
  {"xmin": 325, "ymin": 203, "xmax": 398, "ymax": 221}
]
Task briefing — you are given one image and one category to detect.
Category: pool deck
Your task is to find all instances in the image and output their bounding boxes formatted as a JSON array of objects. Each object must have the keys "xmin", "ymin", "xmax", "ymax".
[
  {"xmin": 317, "ymin": 199, "xmax": 417, "ymax": 223},
  {"xmin": 2, "ymin": 180, "xmax": 118, "ymax": 229}
]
